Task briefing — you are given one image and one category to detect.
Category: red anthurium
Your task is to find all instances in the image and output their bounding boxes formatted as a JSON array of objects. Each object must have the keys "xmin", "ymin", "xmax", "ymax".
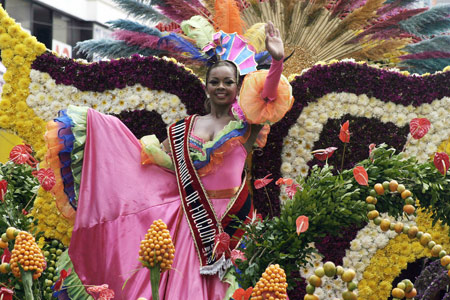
[
  {"xmin": 230, "ymin": 249, "xmax": 247, "ymax": 267},
  {"xmin": 286, "ymin": 183, "xmax": 301, "ymax": 199},
  {"xmin": 353, "ymin": 166, "xmax": 369, "ymax": 186},
  {"xmin": 87, "ymin": 284, "xmax": 115, "ymax": 300},
  {"xmin": 213, "ymin": 232, "xmax": 230, "ymax": 258},
  {"xmin": 275, "ymin": 178, "xmax": 293, "ymax": 186},
  {"xmin": 368, "ymin": 143, "xmax": 376, "ymax": 161},
  {"xmin": 1, "ymin": 248, "xmax": 11, "ymax": 264},
  {"xmin": 312, "ymin": 147, "xmax": 338, "ymax": 161},
  {"xmin": 0, "ymin": 179, "xmax": 7, "ymax": 202},
  {"xmin": 0, "ymin": 287, "xmax": 14, "ymax": 300},
  {"xmin": 254, "ymin": 174, "xmax": 273, "ymax": 189},
  {"xmin": 409, "ymin": 118, "xmax": 431, "ymax": 139},
  {"xmin": 339, "ymin": 120, "xmax": 350, "ymax": 143},
  {"xmin": 434, "ymin": 152, "xmax": 450, "ymax": 176},
  {"xmin": 53, "ymin": 268, "xmax": 72, "ymax": 291},
  {"xmin": 9, "ymin": 144, "xmax": 38, "ymax": 167},
  {"xmin": 36, "ymin": 168, "xmax": 56, "ymax": 191},
  {"xmin": 22, "ymin": 209, "xmax": 28, "ymax": 215},
  {"xmin": 296, "ymin": 216, "xmax": 309, "ymax": 236},
  {"xmin": 232, "ymin": 287, "xmax": 253, "ymax": 300}
]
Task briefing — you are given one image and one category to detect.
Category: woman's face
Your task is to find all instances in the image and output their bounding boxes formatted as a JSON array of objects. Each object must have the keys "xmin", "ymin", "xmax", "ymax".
[{"xmin": 206, "ymin": 65, "xmax": 238, "ymax": 107}]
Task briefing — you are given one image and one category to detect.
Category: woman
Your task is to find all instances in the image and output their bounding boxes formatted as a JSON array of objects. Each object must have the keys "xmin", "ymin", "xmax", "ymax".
[{"xmin": 46, "ymin": 22, "xmax": 292, "ymax": 299}]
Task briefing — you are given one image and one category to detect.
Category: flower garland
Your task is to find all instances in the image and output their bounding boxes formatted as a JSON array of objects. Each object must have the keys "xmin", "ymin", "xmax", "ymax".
[
  {"xmin": 357, "ymin": 209, "xmax": 450, "ymax": 300},
  {"xmin": 0, "ymin": 7, "xmax": 47, "ymax": 159},
  {"xmin": 30, "ymin": 188, "xmax": 73, "ymax": 246}
]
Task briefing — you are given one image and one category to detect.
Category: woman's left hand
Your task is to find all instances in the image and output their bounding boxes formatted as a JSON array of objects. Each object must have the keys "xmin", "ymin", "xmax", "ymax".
[{"xmin": 265, "ymin": 21, "xmax": 284, "ymax": 61}]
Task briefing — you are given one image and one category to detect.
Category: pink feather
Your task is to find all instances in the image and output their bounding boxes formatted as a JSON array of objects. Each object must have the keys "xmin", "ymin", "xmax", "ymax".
[
  {"xmin": 157, "ymin": 0, "xmax": 207, "ymax": 23},
  {"xmin": 113, "ymin": 30, "xmax": 160, "ymax": 48},
  {"xmin": 400, "ymin": 51, "xmax": 450, "ymax": 60}
]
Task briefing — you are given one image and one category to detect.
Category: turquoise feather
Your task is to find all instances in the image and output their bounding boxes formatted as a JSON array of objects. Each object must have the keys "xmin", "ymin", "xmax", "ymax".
[
  {"xmin": 400, "ymin": 57, "xmax": 450, "ymax": 74},
  {"xmin": 404, "ymin": 35, "xmax": 450, "ymax": 54},
  {"xmin": 399, "ymin": 4, "xmax": 450, "ymax": 37},
  {"xmin": 75, "ymin": 39, "xmax": 164, "ymax": 59},
  {"xmin": 107, "ymin": 19, "xmax": 163, "ymax": 37},
  {"xmin": 111, "ymin": 0, "xmax": 169, "ymax": 22}
]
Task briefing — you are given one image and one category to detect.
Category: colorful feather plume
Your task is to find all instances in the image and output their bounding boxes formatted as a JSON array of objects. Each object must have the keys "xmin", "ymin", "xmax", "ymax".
[
  {"xmin": 400, "ymin": 57, "xmax": 450, "ymax": 74},
  {"xmin": 107, "ymin": 19, "xmax": 163, "ymax": 37},
  {"xmin": 377, "ymin": 0, "xmax": 418, "ymax": 16},
  {"xmin": 352, "ymin": 8, "xmax": 427, "ymax": 42},
  {"xmin": 156, "ymin": 0, "xmax": 204, "ymax": 23},
  {"xmin": 349, "ymin": 38, "xmax": 410, "ymax": 60},
  {"xmin": 75, "ymin": 39, "xmax": 152, "ymax": 59},
  {"xmin": 157, "ymin": 32, "xmax": 207, "ymax": 61},
  {"xmin": 403, "ymin": 35, "xmax": 450, "ymax": 54},
  {"xmin": 181, "ymin": 16, "xmax": 215, "ymax": 48},
  {"xmin": 112, "ymin": 0, "xmax": 169, "ymax": 22},
  {"xmin": 113, "ymin": 30, "xmax": 161, "ymax": 49},
  {"xmin": 399, "ymin": 4, "xmax": 450, "ymax": 37},
  {"xmin": 331, "ymin": 0, "xmax": 357, "ymax": 17},
  {"xmin": 214, "ymin": 0, "xmax": 246, "ymax": 35},
  {"xmin": 243, "ymin": 23, "xmax": 266, "ymax": 53},
  {"xmin": 400, "ymin": 51, "xmax": 450, "ymax": 60}
]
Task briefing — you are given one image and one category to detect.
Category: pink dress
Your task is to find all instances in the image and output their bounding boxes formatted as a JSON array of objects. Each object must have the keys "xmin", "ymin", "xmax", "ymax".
[{"xmin": 66, "ymin": 109, "xmax": 248, "ymax": 299}]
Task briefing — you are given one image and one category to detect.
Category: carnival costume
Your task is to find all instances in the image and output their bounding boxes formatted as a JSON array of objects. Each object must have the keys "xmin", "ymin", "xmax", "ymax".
[{"xmin": 44, "ymin": 30, "xmax": 293, "ymax": 299}]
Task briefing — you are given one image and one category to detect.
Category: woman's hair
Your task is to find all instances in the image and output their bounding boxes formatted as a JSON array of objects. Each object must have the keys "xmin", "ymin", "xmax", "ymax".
[{"xmin": 204, "ymin": 60, "xmax": 240, "ymax": 113}]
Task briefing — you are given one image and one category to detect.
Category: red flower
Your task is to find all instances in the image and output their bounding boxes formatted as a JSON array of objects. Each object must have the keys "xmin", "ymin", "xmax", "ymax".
[
  {"xmin": 87, "ymin": 284, "xmax": 115, "ymax": 300},
  {"xmin": 230, "ymin": 249, "xmax": 246, "ymax": 267},
  {"xmin": 353, "ymin": 166, "xmax": 369, "ymax": 186},
  {"xmin": 285, "ymin": 183, "xmax": 301, "ymax": 199},
  {"xmin": 368, "ymin": 143, "xmax": 376, "ymax": 161},
  {"xmin": 213, "ymin": 232, "xmax": 230, "ymax": 258},
  {"xmin": 296, "ymin": 215, "xmax": 309, "ymax": 236},
  {"xmin": 0, "ymin": 180, "xmax": 7, "ymax": 202},
  {"xmin": 275, "ymin": 178, "xmax": 293, "ymax": 186},
  {"xmin": 36, "ymin": 168, "xmax": 56, "ymax": 191},
  {"xmin": 232, "ymin": 287, "xmax": 253, "ymax": 300},
  {"xmin": 53, "ymin": 268, "xmax": 72, "ymax": 292},
  {"xmin": 9, "ymin": 144, "xmax": 38, "ymax": 167},
  {"xmin": 254, "ymin": 174, "xmax": 273, "ymax": 189},
  {"xmin": 1, "ymin": 248, "xmax": 11, "ymax": 264},
  {"xmin": 22, "ymin": 209, "xmax": 28, "ymax": 215},
  {"xmin": 339, "ymin": 120, "xmax": 350, "ymax": 143},
  {"xmin": 434, "ymin": 152, "xmax": 450, "ymax": 176},
  {"xmin": 0, "ymin": 287, "xmax": 14, "ymax": 300},
  {"xmin": 409, "ymin": 118, "xmax": 431, "ymax": 139},
  {"xmin": 312, "ymin": 147, "xmax": 337, "ymax": 161}
]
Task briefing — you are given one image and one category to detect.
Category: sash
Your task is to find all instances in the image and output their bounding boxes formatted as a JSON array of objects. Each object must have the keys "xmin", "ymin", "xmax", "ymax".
[{"xmin": 168, "ymin": 116, "xmax": 253, "ymax": 278}]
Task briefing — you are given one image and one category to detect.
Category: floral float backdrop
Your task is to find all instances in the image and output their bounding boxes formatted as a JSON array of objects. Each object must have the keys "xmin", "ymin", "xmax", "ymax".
[{"xmin": 0, "ymin": 6, "xmax": 450, "ymax": 300}]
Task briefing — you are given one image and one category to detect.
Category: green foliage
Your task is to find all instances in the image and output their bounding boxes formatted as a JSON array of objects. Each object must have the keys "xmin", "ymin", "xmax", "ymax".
[{"xmin": 236, "ymin": 144, "xmax": 450, "ymax": 289}]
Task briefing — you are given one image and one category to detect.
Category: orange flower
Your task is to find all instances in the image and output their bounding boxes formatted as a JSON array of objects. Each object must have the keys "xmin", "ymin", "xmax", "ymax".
[
  {"xmin": 339, "ymin": 120, "xmax": 350, "ymax": 143},
  {"xmin": 275, "ymin": 178, "xmax": 293, "ymax": 186}
]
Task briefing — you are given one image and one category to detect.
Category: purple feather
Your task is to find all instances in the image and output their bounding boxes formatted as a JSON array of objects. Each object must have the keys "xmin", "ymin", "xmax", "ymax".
[
  {"xmin": 113, "ymin": 30, "xmax": 160, "ymax": 49},
  {"xmin": 331, "ymin": 0, "xmax": 361, "ymax": 17},
  {"xmin": 157, "ymin": 0, "xmax": 207, "ymax": 23},
  {"xmin": 400, "ymin": 51, "xmax": 450, "ymax": 60}
]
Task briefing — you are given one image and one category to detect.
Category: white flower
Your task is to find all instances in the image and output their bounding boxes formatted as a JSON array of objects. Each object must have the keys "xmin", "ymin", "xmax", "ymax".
[
  {"xmin": 425, "ymin": 143, "xmax": 437, "ymax": 154},
  {"xmin": 372, "ymin": 107, "xmax": 383, "ymax": 117},
  {"xmin": 111, "ymin": 106, "xmax": 122, "ymax": 114},
  {"xmin": 359, "ymin": 236, "xmax": 373, "ymax": 249},
  {"xmin": 395, "ymin": 113, "xmax": 408, "ymax": 126},
  {"xmin": 281, "ymin": 162, "xmax": 293, "ymax": 173},
  {"xmin": 169, "ymin": 96, "xmax": 181, "ymax": 107},
  {"xmin": 127, "ymin": 95, "xmax": 140, "ymax": 109},
  {"xmin": 385, "ymin": 102, "xmax": 396, "ymax": 113},
  {"xmin": 350, "ymin": 240, "xmax": 362, "ymax": 251},
  {"xmin": 380, "ymin": 114, "xmax": 390, "ymax": 123},
  {"xmin": 342, "ymin": 257, "xmax": 352, "ymax": 267},
  {"xmin": 26, "ymin": 95, "xmax": 36, "ymax": 107},
  {"xmin": 289, "ymin": 124, "xmax": 301, "ymax": 137},
  {"xmin": 314, "ymin": 287, "xmax": 325, "ymax": 298},
  {"xmin": 374, "ymin": 234, "xmax": 389, "ymax": 248},
  {"xmin": 358, "ymin": 95, "xmax": 369, "ymax": 106},
  {"xmin": 41, "ymin": 72, "xmax": 51, "ymax": 82},
  {"xmin": 349, "ymin": 104, "xmax": 359, "ymax": 115},
  {"xmin": 363, "ymin": 110, "xmax": 373, "ymax": 119},
  {"xmin": 354, "ymin": 261, "xmax": 366, "ymax": 273},
  {"xmin": 146, "ymin": 102, "xmax": 157, "ymax": 111},
  {"xmin": 318, "ymin": 113, "xmax": 329, "ymax": 124},
  {"xmin": 29, "ymin": 82, "xmax": 41, "ymax": 93},
  {"xmin": 36, "ymin": 92, "xmax": 46, "ymax": 103},
  {"xmin": 299, "ymin": 266, "xmax": 315, "ymax": 278},
  {"xmin": 50, "ymin": 101, "xmax": 62, "ymax": 112}
]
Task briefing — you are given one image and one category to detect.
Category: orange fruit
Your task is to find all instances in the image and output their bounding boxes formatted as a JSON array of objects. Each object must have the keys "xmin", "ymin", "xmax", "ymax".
[
  {"xmin": 367, "ymin": 210, "xmax": 379, "ymax": 220},
  {"xmin": 0, "ymin": 263, "xmax": 8, "ymax": 274},
  {"xmin": 403, "ymin": 204, "xmax": 415, "ymax": 215},
  {"xmin": 420, "ymin": 233, "xmax": 432, "ymax": 246},
  {"xmin": 394, "ymin": 222, "xmax": 404, "ymax": 234},
  {"xmin": 392, "ymin": 288, "xmax": 405, "ymax": 298},
  {"xmin": 380, "ymin": 219, "xmax": 391, "ymax": 232},
  {"xmin": 407, "ymin": 226, "xmax": 419, "ymax": 239},
  {"xmin": 405, "ymin": 288, "xmax": 417, "ymax": 298},
  {"xmin": 374, "ymin": 183, "xmax": 384, "ymax": 195},
  {"xmin": 397, "ymin": 184, "xmax": 406, "ymax": 193},
  {"xmin": 441, "ymin": 255, "xmax": 450, "ymax": 267},
  {"xmin": 365, "ymin": 196, "xmax": 377, "ymax": 204},
  {"xmin": 341, "ymin": 269, "xmax": 356, "ymax": 282},
  {"xmin": 308, "ymin": 275, "xmax": 322, "ymax": 287},
  {"xmin": 342, "ymin": 291, "xmax": 357, "ymax": 300},
  {"xmin": 0, "ymin": 240, "xmax": 8, "ymax": 249},
  {"xmin": 401, "ymin": 190, "xmax": 412, "ymax": 199},
  {"xmin": 6, "ymin": 227, "xmax": 16, "ymax": 240},
  {"xmin": 389, "ymin": 180, "xmax": 399, "ymax": 192}
]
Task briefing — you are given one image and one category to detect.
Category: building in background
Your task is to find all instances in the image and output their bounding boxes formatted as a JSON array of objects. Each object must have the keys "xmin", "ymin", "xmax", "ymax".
[{"xmin": 2, "ymin": 0, "xmax": 136, "ymax": 59}]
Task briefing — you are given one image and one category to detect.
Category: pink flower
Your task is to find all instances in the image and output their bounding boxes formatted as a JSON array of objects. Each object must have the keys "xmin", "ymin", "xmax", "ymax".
[
  {"xmin": 285, "ymin": 183, "xmax": 301, "ymax": 199},
  {"xmin": 434, "ymin": 152, "xmax": 450, "ymax": 176},
  {"xmin": 0, "ymin": 287, "xmax": 13, "ymax": 300},
  {"xmin": 35, "ymin": 168, "xmax": 56, "ymax": 191},
  {"xmin": 1, "ymin": 248, "xmax": 11, "ymax": 264},
  {"xmin": 213, "ymin": 232, "xmax": 230, "ymax": 258},
  {"xmin": 275, "ymin": 178, "xmax": 293, "ymax": 186},
  {"xmin": 87, "ymin": 284, "xmax": 115, "ymax": 300},
  {"xmin": 312, "ymin": 147, "xmax": 337, "ymax": 161},
  {"xmin": 230, "ymin": 249, "xmax": 246, "ymax": 267},
  {"xmin": 9, "ymin": 144, "xmax": 38, "ymax": 167},
  {"xmin": 368, "ymin": 143, "xmax": 376, "ymax": 161},
  {"xmin": 0, "ymin": 180, "xmax": 7, "ymax": 202},
  {"xmin": 254, "ymin": 174, "xmax": 273, "ymax": 189},
  {"xmin": 409, "ymin": 118, "xmax": 430, "ymax": 139},
  {"xmin": 339, "ymin": 120, "xmax": 350, "ymax": 143}
]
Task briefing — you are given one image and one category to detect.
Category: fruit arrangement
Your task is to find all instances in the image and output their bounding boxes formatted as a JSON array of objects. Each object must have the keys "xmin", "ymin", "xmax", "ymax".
[
  {"xmin": 304, "ymin": 262, "xmax": 357, "ymax": 300},
  {"xmin": 42, "ymin": 239, "xmax": 66, "ymax": 298},
  {"xmin": 139, "ymin": 219, "xmax": 175, "ymax": 300},
  {"xmin": 250, "ymin": 264, "xmax": 288, "ymax": 300},
  {"xmin": 391, "ymin": 279, "xmax": 417, "ymax": 300}
]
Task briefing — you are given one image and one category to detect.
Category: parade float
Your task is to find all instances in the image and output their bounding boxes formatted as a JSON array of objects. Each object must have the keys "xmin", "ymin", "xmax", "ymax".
[{"xmin": 0, "ymin": 0, "xmax": 449, "ymax": 298}]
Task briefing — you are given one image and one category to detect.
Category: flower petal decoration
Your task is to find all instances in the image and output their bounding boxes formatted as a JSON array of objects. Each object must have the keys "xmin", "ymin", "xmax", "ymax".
[
  {"xmin": 353, "ymin": 166, "xmax": 369, "ymax": 186},
  {"xmin": 232, "ymin": 287, "xmax": 253, "ymax": 300},
  {"xmin": 9, "ymin": 144, "xmax": 38, "ymax": 167},
  {"xmin": 0, "ymin": 287, "xmax": 14, "ymax": 300},
  {"xmin": 286, "ymin": 183, "xmax": 301, "ymax": 199},
  {"xmin": 213, "ymin": 232, "xmax": 230, "ymax": 258},
  {"xmin": 36, "ymin": 168, "xmax": 56, "ymax": 191},
  {"xmin": 312, "ymin": 147, "xmax": 338, "ymax": 161},
  {"xmin": 254, "ymin": 173, "xmax": 273, "ymax": 189},
  {"xmin": 1, "ymin": 248, "xmax": 11, "ymax": 264},
  {"xmin": 52, "ymin": 268, "xmax": 72, "ymax": 292},
  {"xmin": 339, "ymin": 120, "xmax": 350, "ymax": 143},
  {"xmin": 434, "ymin": 152, "xmax": 450, "ymax": 176},
  {"xmin": 296, "ymin": 215, "xmax": 309, "ymax": 235},
  {"xmin": 87, "ymin": 284, "xmax": 115, "ymax": 300},
  {"xmin": 0, "ymin": 180, "xmax": 7, "ymax": 202},
  {"xmin": 409, "ymin": 118, "xmax": 431, "ymax": 139},
  {"xmin": 275, "ymin": 178, "xmax": 294, "ymax": 186},
  {"xmin": 230, "ymin": 249, "xmax": 247, "ymax": 267}
]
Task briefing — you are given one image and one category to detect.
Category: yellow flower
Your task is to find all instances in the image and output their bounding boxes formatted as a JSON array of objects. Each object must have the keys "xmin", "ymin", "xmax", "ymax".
[
  {"xmin": 443, "ymin": 65, "xmax": 450, "ymax": 72},
  {"xmin": 1, "ymin": 48, "xmax": 13, "ymax": 61},
  {"xmin": 15, "ymin": 101, "xmax": 28, "ymax": 111},
  {"xmin": 0, "ymin": 32, "xmax": 12, "ymax": 46},
  {"xmin": 24, "ymin": 36, "xmax": 38, "ymax": 48},
  {"xmin": 13, "ymin": 55, "xmax": 25, "ymax": 65},
  {"xmin": 1, "ymin": 17, "xmax": 15, "ymax": 28},
  {"xmin": 38, "ymin": 237, "xmax": 46, "ymax": 249},
  {"xmin": 0, "ymin": 115, "xmax": 11, "ymax": 127},
  {"xmin": 34, "ymin": 42, "xmax": 47, "ymax": 53},
  {"xmin": 0, "ymin": 97, "xmax": 11, "ymax": 109},
  {"xmin": 7, "ymin": 24, "xmax": 21, "ymax": 36},
  {"xmin": 14, "ymin": 43, "xmax": 28, "ymax": 56},
  {"xmin": 2, "ymin": 83, "xmax": 12, "ymax": 94}
]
